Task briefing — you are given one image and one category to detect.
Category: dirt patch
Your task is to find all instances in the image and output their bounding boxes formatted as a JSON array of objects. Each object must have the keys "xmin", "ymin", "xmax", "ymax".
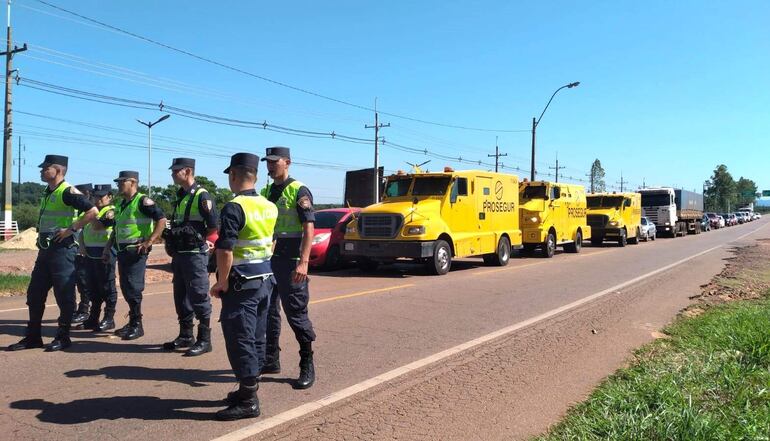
[
  {"xmin": 0, "ymin": 228, "xmax": 38, "ymax": 250},
  {"xmin": 687, "ymin": 241, "xmax": 770, "ymax": 312}
]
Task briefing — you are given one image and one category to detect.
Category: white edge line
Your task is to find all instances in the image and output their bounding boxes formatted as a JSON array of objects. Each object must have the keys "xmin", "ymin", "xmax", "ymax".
[{"xmin": 212, "ymin": 222, "xmax": 768, "ymax": 441}]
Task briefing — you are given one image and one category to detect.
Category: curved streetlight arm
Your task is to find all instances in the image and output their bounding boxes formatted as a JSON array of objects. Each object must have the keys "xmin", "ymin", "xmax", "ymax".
[{"xmin": 536, "ymin": 82, "xmax": 580, "ymax": 126}]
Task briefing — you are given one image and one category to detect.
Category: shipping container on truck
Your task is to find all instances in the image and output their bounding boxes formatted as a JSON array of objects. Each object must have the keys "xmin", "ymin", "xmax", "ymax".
[{"xmin": 639, "ymin": 187, "xmax": 703, "ymax": 237}]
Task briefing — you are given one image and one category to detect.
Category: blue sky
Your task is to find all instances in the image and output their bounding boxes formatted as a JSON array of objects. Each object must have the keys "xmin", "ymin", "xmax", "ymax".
[{"xmin": 9, "ymin": 0, "xmax": 770, "ymax": 203}]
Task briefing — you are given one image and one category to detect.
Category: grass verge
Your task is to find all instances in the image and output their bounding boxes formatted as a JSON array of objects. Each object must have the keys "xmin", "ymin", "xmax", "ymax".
[
  {"xmin": 537, "ymin": 291, "xmax": 770, "ymax": 439},
  {"xmin": 0, "ymin": 272, "xmax": 30, "ymax": 296}
]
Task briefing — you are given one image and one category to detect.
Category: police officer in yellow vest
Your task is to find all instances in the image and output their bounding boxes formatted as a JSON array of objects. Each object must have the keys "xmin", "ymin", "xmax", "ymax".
[
  {"xmin": 163, "ymin": 157, "xmax": 219, "ymax": 356},
  {"xmin": 211, "ymin": 153, "xmax": 277, "ymax": 420},
  {"xmin": 7, "ymin": 155, "xmax": 97, "ymax": 352},
  {"xmin": 77, "ymin": 184, "xmax": 119, "ymax": 332},
  {"xmin": 261, "ymin": 146, "xmax": 316, "ymax": 389},
  {"xmin": 105, "ymin": 171, "xmax": 167, "ymax": 340},
  {"xmin": 72, "ymin": 183, "xmax": 94, "ymax": 325}
]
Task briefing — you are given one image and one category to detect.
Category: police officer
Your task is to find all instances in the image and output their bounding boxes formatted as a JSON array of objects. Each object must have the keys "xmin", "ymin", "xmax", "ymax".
[
  {"xmin": 71, "ymin": 183, "xmax": 94, "ymax": 324},
  {"xmin": 7, "ymin": 155, "xmax": 97, "ymax": 352},
  {"xmin": 163, "ymin": 158, "xmax": 219, "ymax": 356},
  {"xmin": 211, "ymin": 153, "xmax": 277, "ymax": 420},
  {"xmin": 77, "ymin": 184, "xmax": 119, "ymax": 332},
  {"xmin": 261, "ymin": 146, "xmax": 316, "ymax": 389},
  {"xmin": 106, "ymin": 171, "xmax": 167, "ymax": 340}
]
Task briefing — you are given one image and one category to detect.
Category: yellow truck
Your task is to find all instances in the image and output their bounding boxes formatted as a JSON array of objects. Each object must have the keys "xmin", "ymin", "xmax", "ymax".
[
  {"xmin": 342, "ymin": 169, "xmax": 522, "ymax": 275},
  {"xmin": 586, "ymin": 192, "xmax": 643, "ymax": 246},
  {"xmin": 519, "ymin": 181, "xmax": 590, "ymax": 257}
]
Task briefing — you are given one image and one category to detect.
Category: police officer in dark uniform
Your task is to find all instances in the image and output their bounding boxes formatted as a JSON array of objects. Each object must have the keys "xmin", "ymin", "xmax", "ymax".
[
  {"xmin": 162, "ymin": 158, "xmax": 219, "ymax": 356},
  {"xmin": 211, "ymin": 153, "xmax": 277, "ymax": 420},
  {"xmin": 77, "ymin": 184, "xmax": 119, "ymax": 332},
  {"xmin": 71, "ymin": 183, "xmax": 94, "ymax": 325},
  {"xmin": 106, "ymin": 171, "xmax": 167, "ymax": 340},
  {"xmin": 7, "ymin": 155, "xmax": 97, "ymax": 352},
  {"xmin": 261, "ymin": 146, "xmax": 317, "ymax": 389}
]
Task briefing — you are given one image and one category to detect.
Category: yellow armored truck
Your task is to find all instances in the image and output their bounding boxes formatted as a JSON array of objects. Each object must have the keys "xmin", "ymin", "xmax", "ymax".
[
  {"xmin": 519, "ymin": 181, "xmax": 590, "ymax": 258},
  {"xmin": 586, "ymin": 192, "xmax": 642, "ymax": 246},
  {"xmin": 342, "ymin": 169, "xmax": 522, "ymax": 275}
]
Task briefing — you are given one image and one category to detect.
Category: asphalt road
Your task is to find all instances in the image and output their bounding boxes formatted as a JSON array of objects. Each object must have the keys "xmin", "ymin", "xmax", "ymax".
[{"xmin": 1, "ymin": 219, "xmax": 768, "ymax": 440}]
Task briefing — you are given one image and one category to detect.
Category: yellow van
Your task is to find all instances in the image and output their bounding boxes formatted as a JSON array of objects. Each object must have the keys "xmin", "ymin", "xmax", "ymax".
[
  {"xmin": 519, "ymin": 181, "xmax": 590, "ymax": 257},
  {"xmin": 586, "ymin": 192, "xmax": 643, "ymax": 246},
  {"xmin": 342, "ymin": 169, "xmax": 522, "ymax": 275}
]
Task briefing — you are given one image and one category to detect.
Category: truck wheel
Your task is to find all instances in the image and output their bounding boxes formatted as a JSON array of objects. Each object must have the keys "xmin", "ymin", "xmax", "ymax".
[
  {"xmin": 357, "ymin": 257, "xmax": 379, "ymax": 273},
  {"xmin": 618, "ymin": 229, "xmax": 627, "ymax": 247},
  {"xmin": 487, "ymin": 236, "xmax": 511, "ymax": 266},
  {"xmin": 428, "ymin": 240, "xmax": 452, "ymax": 275},
  {"xmin": 564, "ymin": 230, "xmax": 582, "ymax": 253},
  {"xmin": 541, "ymin": 232, "xmax": 556, "ymax": 258},
  {"xmin": 651, "ymin": 231, "xmax": 656, "ymax": 241},
  {"xmin": 628, "ymin": 228, "xmax": 640, "ymax": 245}
]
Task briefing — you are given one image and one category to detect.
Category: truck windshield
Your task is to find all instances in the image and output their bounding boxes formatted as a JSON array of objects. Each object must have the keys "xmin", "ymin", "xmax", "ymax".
[
  {"xmin": 587, "ymin": 196, "xmax": 623, "ymax": 208},
  {"xmin": 521, "ymin": 185, "xmax": 547, "ymax": 200},
  {"xmin": 641, "ymin": 193, "xmax": 671, "ymax": 206},
  {"xmin": 384, "ymin": 178, "xmax": 411, "ymax": 197},
  {"xmin": 411, "ymin": 177, "xmax": 451, "ymax": 196}
]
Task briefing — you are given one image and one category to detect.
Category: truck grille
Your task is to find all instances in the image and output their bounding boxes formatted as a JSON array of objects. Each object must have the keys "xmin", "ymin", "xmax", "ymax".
[
  {"xmin": 360, "ymin": 214, "xmax": 402, "ymax": 238},
  {"xmin": 644, "ymin": 210, "xmax": 659, "ymax": 224},
  {"xmin": 587, "ymin": 214, "xmax": 608, "ymax": 228}
]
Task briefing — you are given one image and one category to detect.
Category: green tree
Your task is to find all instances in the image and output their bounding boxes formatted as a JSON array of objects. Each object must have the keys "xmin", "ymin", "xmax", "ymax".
[
  {"xmin": 705, "ymin": 164, "xmax": 737, "ymax": 212},
  {"xmin": 14, "ymin": 203, "xmax": 39, "ymax": 231},
  {"xmin": 735, "ymin": 177, "xmax": 758, "ymax": 208},
  {"xmin": 589, "ymin": 159, "xmax": 605, "ymax": 193}
]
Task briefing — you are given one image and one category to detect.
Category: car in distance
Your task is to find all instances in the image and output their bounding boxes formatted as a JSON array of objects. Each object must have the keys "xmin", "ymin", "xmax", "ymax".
[
  {"xmin": 640, "ymin": 216, "xmax": 656, "ymax": 241},
  {"xmin": 310, "ymin": 208, "xmax": 361, "ymax": 269}
]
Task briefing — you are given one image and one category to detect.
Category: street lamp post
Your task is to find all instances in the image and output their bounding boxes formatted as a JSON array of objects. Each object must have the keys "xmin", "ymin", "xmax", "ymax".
[
  {"xmin": 136, "ymin": 114, "xmax": 170, "ymax": 197},
  {"xmin": 530, "ymin": 82, "xmax": 579, "ymax": 181}
]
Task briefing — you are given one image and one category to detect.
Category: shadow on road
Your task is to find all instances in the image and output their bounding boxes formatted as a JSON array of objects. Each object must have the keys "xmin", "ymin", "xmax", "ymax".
[
  {"xmin": 64, "ymin": 365, "xmax": 233, "ymax": 387},
  {"xmin": 0, "ymin": 319, "xmax": 59, "ymax": 339},
  {"xmin": 10, "ymin": 396, "xmax": 222, "ymax": 423}
]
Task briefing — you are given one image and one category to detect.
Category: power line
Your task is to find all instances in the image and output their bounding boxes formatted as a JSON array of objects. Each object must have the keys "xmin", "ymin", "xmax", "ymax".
[{"xmin": 27, "ymin": 0, "xmax": 528, "ymax": 133}]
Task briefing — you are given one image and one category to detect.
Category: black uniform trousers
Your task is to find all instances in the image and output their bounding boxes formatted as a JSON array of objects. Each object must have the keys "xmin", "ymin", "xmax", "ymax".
[
  {"xmin": 116, "ymin": 249, "xmax": 148, "ymax": 311},
  {"xmin": 171, "ymin": 251, "xmax": 212, "ymax": 324},
  {"xmin": 220, "ymin": 275, "xmax": 274, "ymax": 380},
  {"xmin": 75, "ymin": 255, "xmax": 91, "ymax": 313},
  {"xmin": 26, "ymin": 243, "xmax": 78, "ymax": 334},
  {"xmin": 266, "ymin": 256, "xmax": 316, "ymax": 349},
  {"xmin": 83, "ymin": 252, "xmax": 118, "ymax": 316}
]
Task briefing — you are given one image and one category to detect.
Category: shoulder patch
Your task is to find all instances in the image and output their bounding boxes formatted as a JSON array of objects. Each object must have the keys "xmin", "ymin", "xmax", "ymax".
[
  {"xmin": 143, "ymin": 197, "xmax": 155, "ymax": 206},
  {"xmin": 69, "ymin": 186, "xmax": 83, "ymax": 195},
  {"xmin": 105, "ymin": 210, "xmax": 115, "ymax": 220},
  {"xmin": 203, "ymin": 199, "xmax": 213, "ymax": 213},
  {"xmin": 298, "ymin": 195, "xmax": 312, "ymax": 210}
]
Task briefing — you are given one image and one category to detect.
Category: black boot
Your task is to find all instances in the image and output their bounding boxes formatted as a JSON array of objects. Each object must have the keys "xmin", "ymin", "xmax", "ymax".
[
  {"xmin": 45, "ymin": 325, "xmax": 72, "ymax": 352},
  {"xmin": 216, "ymin": 381, "xmax": 260, "ymax": 421},
  {"xmin": 121, "ymin": 305, "xmax": 144, "ymax": 340},
  {"xmin": 6, "ymin": 323, "xmax": 43, "ymax": 351},
  {"xmin": 184, "ymin": 321, "xmax": 212, "ymax": 357},
  {"xmin": 260, "ymin": 345, "xmax": 281, "ymax": 375},
  {"xmin": 294, "ymin": 342, "xmax": 315, "ymax": 390},
  {"xmin": 98, "ymin": 310, "xmax": 115, "ymax": 332},
  {"xmin": 71, "ymin": 302, "xmax": 90, "ymax": 324},
  {"xmin": 162, "ymin": 322, "xmax": 195, "ymax": 350},
  {"xmin": 76, "ymin": 304, "xmax": 101, "ymax": 331}
]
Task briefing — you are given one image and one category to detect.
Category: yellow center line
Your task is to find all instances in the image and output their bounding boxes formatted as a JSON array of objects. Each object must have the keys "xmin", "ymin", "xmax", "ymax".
[{"xmin": 310, "ymin": 284, "xmax": 415, "ymax": 305}]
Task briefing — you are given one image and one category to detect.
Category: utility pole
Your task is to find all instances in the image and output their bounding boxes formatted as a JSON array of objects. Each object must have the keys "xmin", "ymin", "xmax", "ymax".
[
  {"xmin": 13, "ymin": 135, "xmax": 22, "ymax": 201},
  {"xmin": 487, "ymin": 136, "xmax": 507, "ymax": 173},
  {"xmin": 617, "ymin": 171, "xmax": 628, "ymax": 192},
  {"xmin": 549, "ymin": 152, "xmax": 566, "ymax": 182},
  {"xmin": 2, "ymin": 0, "xmax": 26, "ymax": 232},
  {"xmin": 365, "ymin": 98, "xmax": 389, "ymax": 204},
  {"xmin": 136, "ymin": 114, "xmax": 170, "ymax": 198}
]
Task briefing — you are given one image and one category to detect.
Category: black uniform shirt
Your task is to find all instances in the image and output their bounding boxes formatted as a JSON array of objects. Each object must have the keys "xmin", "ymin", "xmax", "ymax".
[
  {"xmin": 118, "ymin": 193, "xmax": 166, "ymax": 222},
  {"xmin": 174, "ymin": 183, "xmax": 219, "ymax": 231},
  {"xmin": 266, "ymin": 178, "xmax": 315, "ymax": 259},
  {"xmin": 215, "ymin": 189, "xmax": 257, "ymax": 251}
]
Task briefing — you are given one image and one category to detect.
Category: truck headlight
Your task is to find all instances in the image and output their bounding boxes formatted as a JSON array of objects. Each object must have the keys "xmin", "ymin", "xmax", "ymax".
[
  {"xmin": 406, "ymin": 226, "xmax": 425, "ymax": 235},
  {"xmin": 609, "ymin": 221, "xmax": 619, "ymax": 226},
  {"xmin": 312, "ymin": 233, "xmax": 331, "ymax": 244},
  {"xmin": 664, "ymin": 222, "xmax": 670, "ymax": 226},
  {"xmin": 529, "ymin": 216, "xmax": 539, "ymax": 223}
]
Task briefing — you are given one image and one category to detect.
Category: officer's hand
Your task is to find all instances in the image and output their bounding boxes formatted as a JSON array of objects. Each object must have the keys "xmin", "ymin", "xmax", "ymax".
[
  {"xmin": 137, "ymin": 240, "xmax": 152, "ymax": 255},
  {"xmin": 53, "ymin": 228, "xmax": 73, "ymax": 242},
  {"xmin": 101, "ymin": 249, "xmax": 111, "ymax": 263},
  {"xmin": 206, "ymin": 240, "xmax": 215, "ymax": 255},
  {"xmin": 293, "ymin": 260, "xmax": 309, "ymax": 283},
  {"xmin": 210, "ymin": 280, "xmax": 227, "ymax": 299}
]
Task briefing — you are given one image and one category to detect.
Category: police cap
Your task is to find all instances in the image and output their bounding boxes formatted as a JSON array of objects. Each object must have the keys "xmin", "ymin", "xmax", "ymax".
[
  {"xmin": 75, "ymin": 183, "xmax": 93, "ymax": 194},
  {"xmin": 169, "ymin": 157, "xmax": 195, "ymax": 170},
  {"xmin": 92, "ymin": 184, "xmax": 113, "ymax": 197},
  {"xmin": 38, "ymin": 154, "xmax": 68, "ymax": 168},
  {"xmin": 224, "ymin": 152, "xmax": 259, "ymax": 173},
  {"xmin": 114, "ymin": 170, "xmax": 140, "ymax": 182},
  {"xmin": 262, "ymin": 146, "xmax": 290, "ymax": 161}
]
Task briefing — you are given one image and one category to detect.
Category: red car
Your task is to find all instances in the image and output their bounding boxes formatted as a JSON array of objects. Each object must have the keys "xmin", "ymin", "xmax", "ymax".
[{"xmin": 309, "ymin": 208, "xmax": 361, "ymax": 269}]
